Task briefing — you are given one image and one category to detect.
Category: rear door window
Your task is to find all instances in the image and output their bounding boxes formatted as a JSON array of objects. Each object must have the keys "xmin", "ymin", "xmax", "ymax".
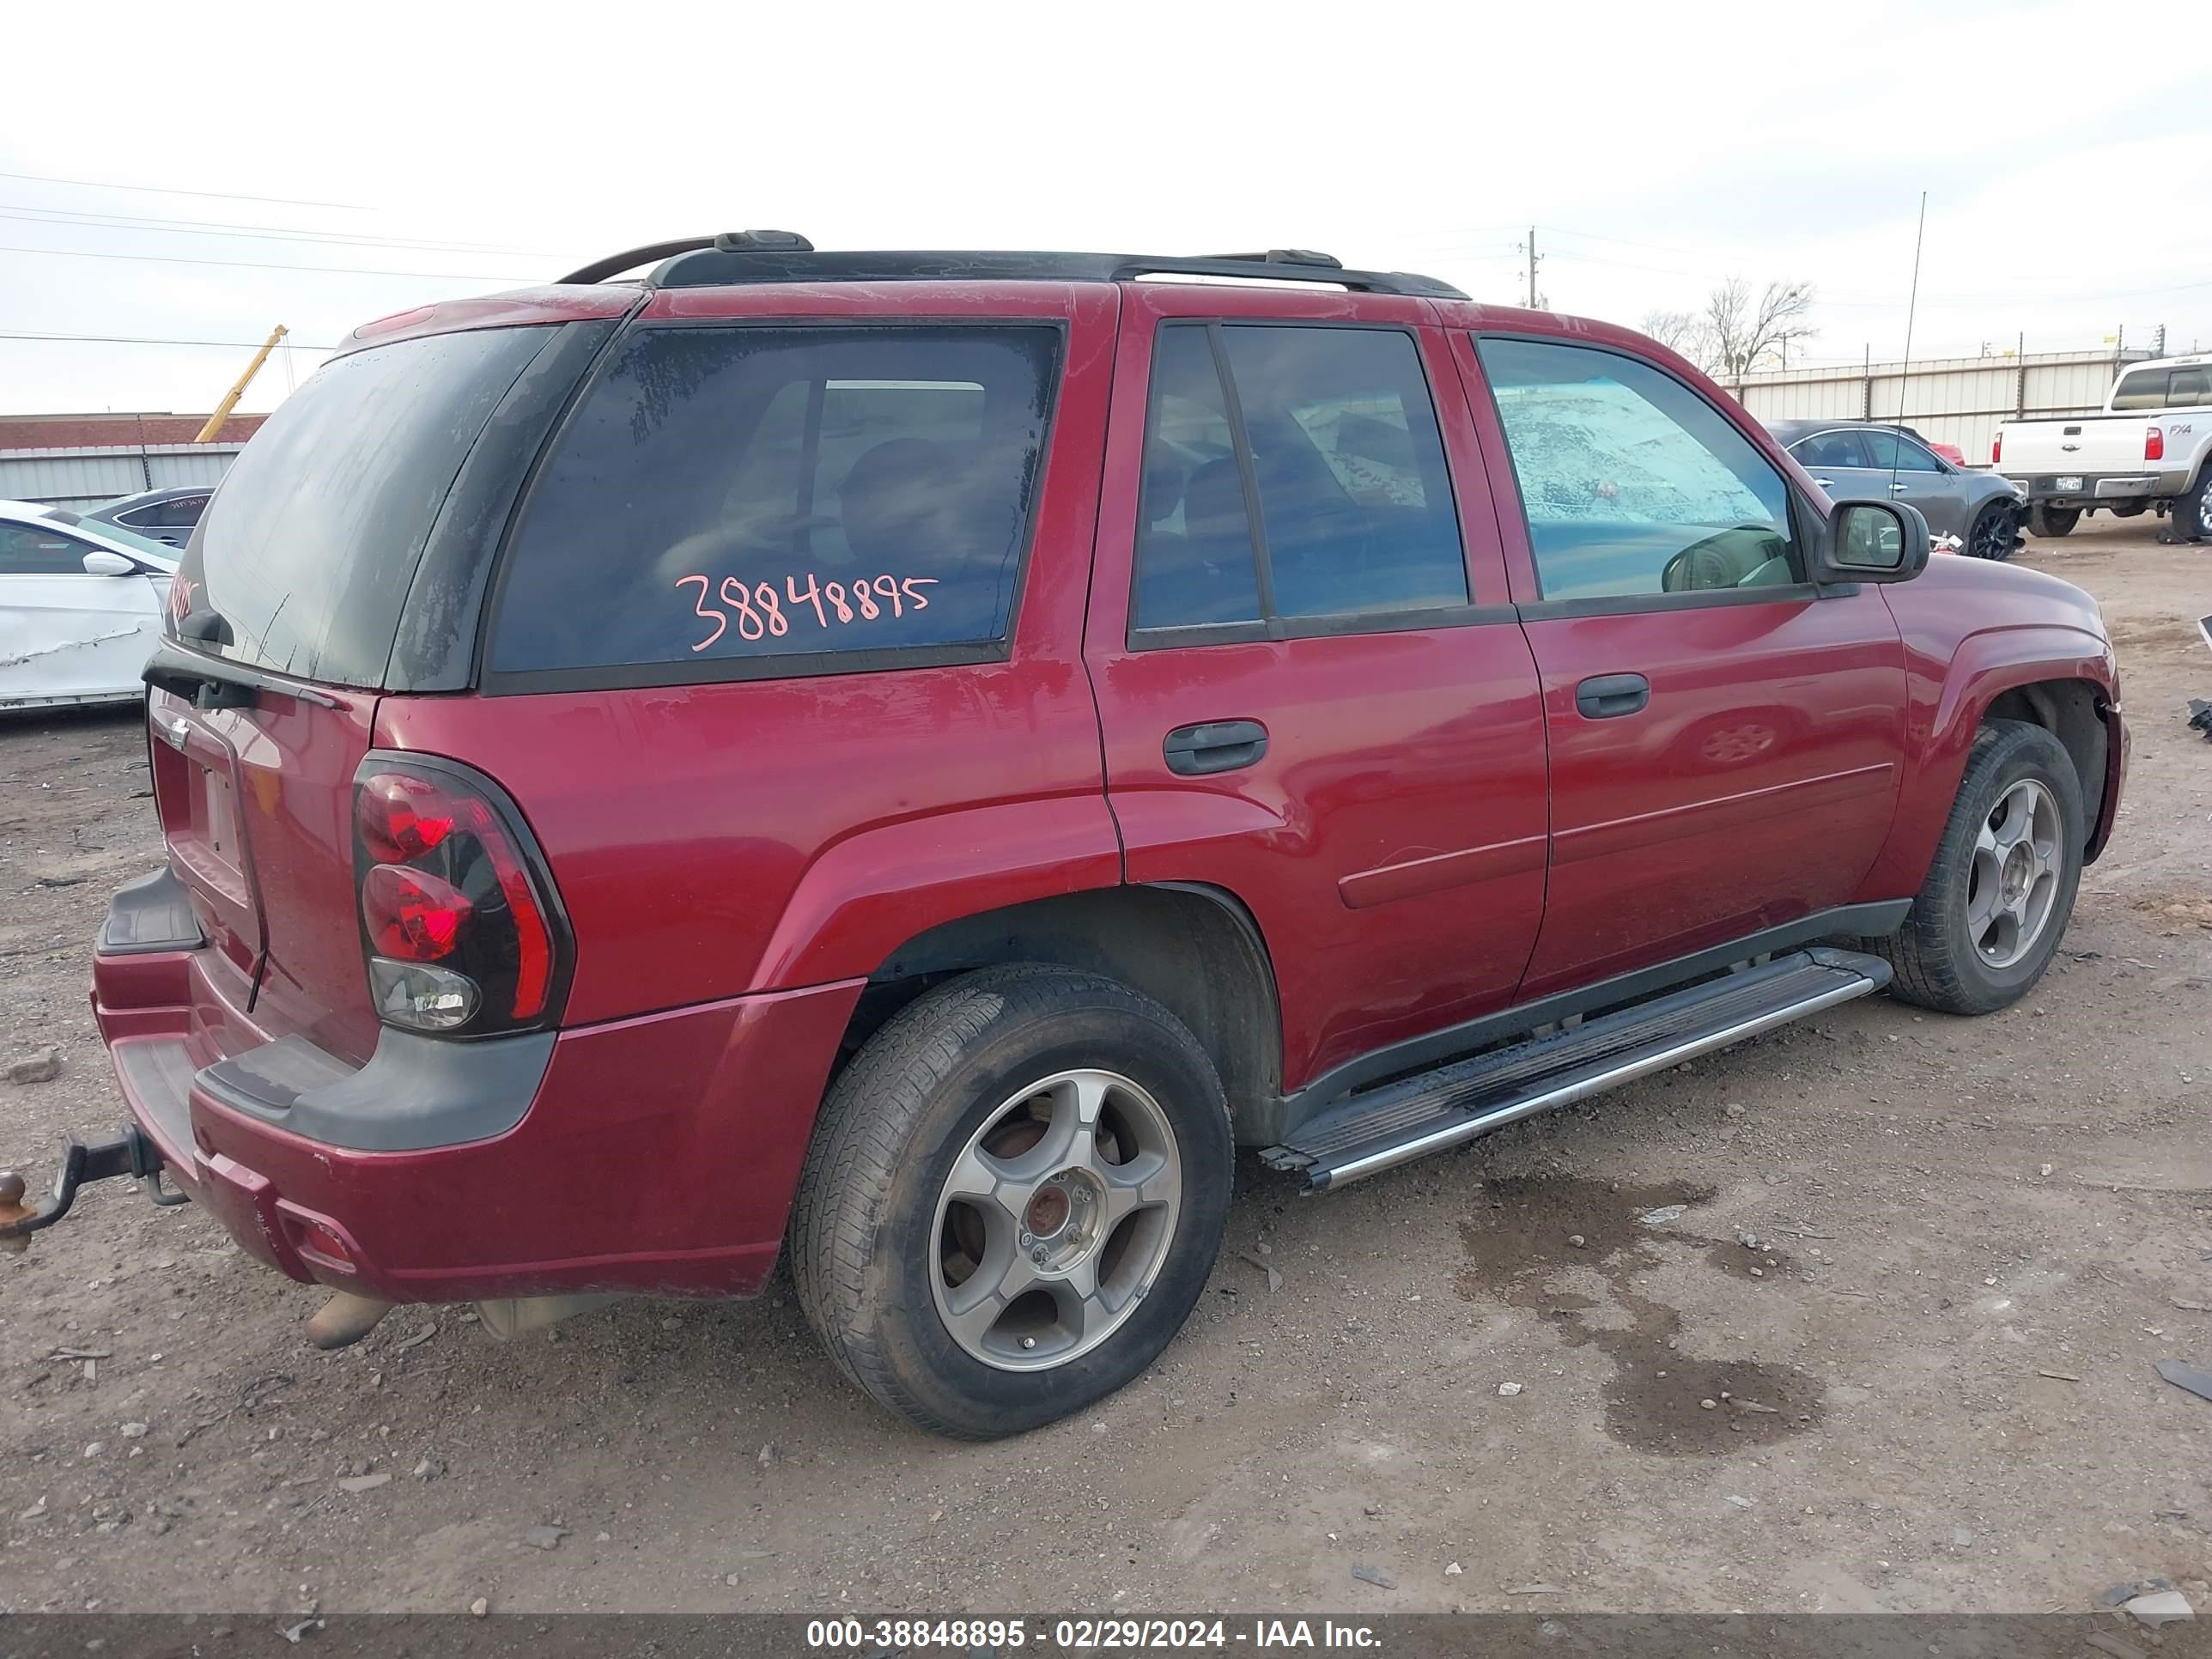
[
  {"xmin": 487, "ymin": 325, "xmax": 1061, "ymax": 684},
  {"xmin": 1130, "ymin": 323, "xmax": 1467, "ymax": 635},
  {"xmin": 1790, "ymin": 430, "xmax": 1872, "ymax": 470},
  {"xmin": 172, "ymin": 326, "xmax": 556, "ymax": 686}
]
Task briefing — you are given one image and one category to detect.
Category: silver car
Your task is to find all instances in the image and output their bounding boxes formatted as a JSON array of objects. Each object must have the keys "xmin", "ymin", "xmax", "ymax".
[{"xmin": 1767, "ymin": 420, "xmax": 2022, "ymax": 561}]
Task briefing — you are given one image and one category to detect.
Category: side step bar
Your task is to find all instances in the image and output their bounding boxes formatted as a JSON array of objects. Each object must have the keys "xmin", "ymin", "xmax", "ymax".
[{"xmin": 1261, "ymin": 948, "xmax": 1889, "ymax": 1191}]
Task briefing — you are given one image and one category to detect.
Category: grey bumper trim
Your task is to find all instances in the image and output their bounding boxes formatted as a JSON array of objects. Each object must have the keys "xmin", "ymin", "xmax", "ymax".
[{"xmin": 198, "ymin": 1028, "xmax": 555, "ymax": 1152}]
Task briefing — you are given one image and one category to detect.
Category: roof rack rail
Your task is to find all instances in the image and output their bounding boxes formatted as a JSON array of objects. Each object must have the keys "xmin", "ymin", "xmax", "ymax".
[
  {"xmin": 557, "ymin": 230, "xmax": 817, "ymax": 286},
  {"xmin": 555, "ymin": 237, "xmax": 1464, "ymax": 300}
]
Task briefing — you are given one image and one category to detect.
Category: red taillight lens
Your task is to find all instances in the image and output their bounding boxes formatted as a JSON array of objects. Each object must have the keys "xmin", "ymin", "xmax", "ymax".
[
  {"xmin": 356, "ymin": 773, "xmax": 458, "ymax": 864},
  {"xmin": 2146, "ymin": 426, "xmax": 2165, "ymax": 462},
  {"xmin": 1990, "ymin": 431, "xmax": 2002, "ymax": 464},
  {"xmin": 362, "ymin": 864, "xmax": 473, "ymax": 960},
  {"xmin": 352, "ymin": 762, "xmax": 565, "ymax": 1035}
]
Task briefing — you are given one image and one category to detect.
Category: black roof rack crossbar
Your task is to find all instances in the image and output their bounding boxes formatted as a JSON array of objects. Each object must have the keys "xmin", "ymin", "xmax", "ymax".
[{"xmin": 554, "ymin": 241, "xmax": 1466, "ymax": 300}]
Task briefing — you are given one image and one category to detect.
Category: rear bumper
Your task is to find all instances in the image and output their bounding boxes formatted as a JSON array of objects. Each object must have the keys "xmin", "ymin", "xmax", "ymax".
[
  {"xmin": 2002, "ymin": 471, "xmax": 2191, "ymax": 507},
  {"xmin": 89, "ymin": 872, "xmax": 863, "ymax": 1303}
]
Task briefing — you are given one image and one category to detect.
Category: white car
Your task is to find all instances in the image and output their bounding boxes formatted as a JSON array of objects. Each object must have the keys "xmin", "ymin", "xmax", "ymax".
[{"xmin": 0, "ymin": 498, "xmax": 180, "ymax": 710}]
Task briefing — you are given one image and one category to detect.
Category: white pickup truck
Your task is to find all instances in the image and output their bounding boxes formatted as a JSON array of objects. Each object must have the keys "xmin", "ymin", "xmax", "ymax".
[{"xmin": 1996, "ymin": 353, "xmax": 2212, "ymax": 541}]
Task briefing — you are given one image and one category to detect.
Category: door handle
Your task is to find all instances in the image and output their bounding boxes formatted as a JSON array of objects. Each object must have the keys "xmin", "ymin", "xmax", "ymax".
[
  {"xmin": 1164, "ymin": 720, "xmax": 1268, "ymax": 776},
  {"xmin": 1575, "ymin": 673, "xmax": 1650, "ymax": 720},
  {"xmin": 1812, "ymin": 477, "xmax": 1836, "ymax": 489},
  {"xmin": 1888, "ymin": 481, "xmax": 1910, "ymax": 492}
]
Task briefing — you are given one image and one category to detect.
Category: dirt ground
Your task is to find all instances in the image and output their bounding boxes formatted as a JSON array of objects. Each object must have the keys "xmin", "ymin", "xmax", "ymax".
[{"xmin": 2, "ymin": 519, "xmax": 2208, "ymax": 1619}]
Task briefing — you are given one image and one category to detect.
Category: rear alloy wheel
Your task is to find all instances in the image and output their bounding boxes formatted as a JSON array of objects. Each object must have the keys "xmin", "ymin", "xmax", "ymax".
[
  {"xmin": 1870, "ymin": 720, "xmax": 2083, "ymax": 1016},
  {"xmin": 789, "ymin": 963, "xmax": 1231, "ymax": 1439},
  {"xmin": 1966, "ymin": 500, "xmax": 2019, "ymax": 561},
  {"xmin": 2027, "ymin": 504, "xmax": 2079, "ymax": 538}
]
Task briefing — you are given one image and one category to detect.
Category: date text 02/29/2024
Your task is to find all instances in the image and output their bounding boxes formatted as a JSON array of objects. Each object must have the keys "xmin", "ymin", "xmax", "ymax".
[{"xmin": 804, "ymin": 1618, "xmax": 1382, "ymax": 1650}]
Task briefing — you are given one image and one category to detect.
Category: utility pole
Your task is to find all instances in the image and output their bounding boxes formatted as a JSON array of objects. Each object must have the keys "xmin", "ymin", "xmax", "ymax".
[
  {"xmin": 1513, "ymin": 226, "xmax": 1544, "ymax": 310},
  {"xmin": 2154, "ymin": 323, "xmax": 2167, "ymax": 356}
]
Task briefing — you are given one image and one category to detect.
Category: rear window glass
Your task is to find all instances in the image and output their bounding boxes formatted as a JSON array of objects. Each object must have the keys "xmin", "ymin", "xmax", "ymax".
[
  {"xmin": 171, "ymin": 327, "xmax": 554, "ymax": 686},
  {"xmin": 2111, "ymin": 370, "xmax": 2167, "ymax": 410},
  {"xmin": 488, "ymin": 325, "xmax": 1061, "ymax": 680}
]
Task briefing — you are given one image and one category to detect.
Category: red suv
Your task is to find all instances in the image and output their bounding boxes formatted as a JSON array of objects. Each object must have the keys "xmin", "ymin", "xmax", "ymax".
[{"xmin": 3, "ymin": 235, "xmax": 2126, "ymax": 1439}]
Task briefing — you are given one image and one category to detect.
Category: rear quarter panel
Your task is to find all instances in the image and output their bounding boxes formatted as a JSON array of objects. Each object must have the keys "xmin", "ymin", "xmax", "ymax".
[
  {"xmin": 1853, "ymin": 556, "xmax": 2117, "ymax": 900},
  {"xmin": 375, "ymin": 283, "xmax": 1125, "ymax": 1024}
]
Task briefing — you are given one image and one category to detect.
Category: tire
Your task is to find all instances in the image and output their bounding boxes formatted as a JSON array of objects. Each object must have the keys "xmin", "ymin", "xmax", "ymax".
[
  {"xmin": 1965, "ymin": 500, "xmax": 2018, "ymax": 561},
  {"xmin": 2027, "ymin": 504, "xmax": 2079, "ymax": 538},
  {"xmin": 788, "ymin": 963, "xmax": 1232, "ymax": 1439},
  {"xmin": 1870, "ymin": 720, "xmax": 2084, "ymax": 1016},
  {"xmin": 2174, "ymin": 465, "xmax": 2212, "ymax": 544}
]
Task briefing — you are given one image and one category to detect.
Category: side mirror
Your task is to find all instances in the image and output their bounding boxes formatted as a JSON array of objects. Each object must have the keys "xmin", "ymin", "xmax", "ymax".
[
  {"xmin": 1813, "ymin": 498, "xmax": 1930, "ymax": 585},
  {"xmin": 80, "ymin": 550, "xmax": 138, "ymax": 577}
]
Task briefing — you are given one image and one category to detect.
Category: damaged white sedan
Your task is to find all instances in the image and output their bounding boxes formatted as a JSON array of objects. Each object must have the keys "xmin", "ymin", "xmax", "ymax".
[{"xmin": 1, "ymin": 499, "xmax": 179, "ymax": 710}]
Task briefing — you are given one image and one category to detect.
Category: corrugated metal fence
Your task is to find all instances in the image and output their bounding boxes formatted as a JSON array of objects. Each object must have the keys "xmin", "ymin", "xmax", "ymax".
[
  {"xmin": 1733, "ymin": 349, "xmax": 2147, "ymax": 465},
  {"xmin": 0, "ymin": 442, "xmax": 246, "ymax": 511}
]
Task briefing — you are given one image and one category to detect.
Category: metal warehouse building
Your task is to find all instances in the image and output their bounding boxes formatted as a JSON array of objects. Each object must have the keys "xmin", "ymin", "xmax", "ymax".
[
  {"xmin": 1731, "ymin": 349, "xmax": 2148, "ymax": 467},
  {"xmin": 0, "ymin": 412, "xmax": 264, "ymax": 511}
]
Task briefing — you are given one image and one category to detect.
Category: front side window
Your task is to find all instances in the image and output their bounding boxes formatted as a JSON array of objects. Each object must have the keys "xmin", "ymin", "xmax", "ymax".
[
  {"xmin": 1478, "ymin": 337, "xmax": 1801, "ymax": 600},
  {"xmin": 490, "ymin": 325, "xmax": 1060, "ymax": 678},
  {"xmin": 1131, "ymin": 324, "xmax": 1467, "ymax": 633},
  {"xmin": 1859, "ymin": 430, "xmax": 1942, "ymax": 473},
  {"xmin": 0, "ymin": 522, "xmax": 98, "ymax": 575}
]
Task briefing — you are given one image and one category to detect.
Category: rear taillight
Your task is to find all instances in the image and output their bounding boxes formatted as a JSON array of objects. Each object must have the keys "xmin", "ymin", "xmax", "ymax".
[
  {"xmin": 350, "ymin": 757, "xmax": 567, "ymax": 1036},
  {"xmin": 1990, "ymin": 431, "xmax": 2002, "ymax": 465},
  {"xmin": 2146, "ymin": 426, "xmax": 2165, "ymax": 462}
]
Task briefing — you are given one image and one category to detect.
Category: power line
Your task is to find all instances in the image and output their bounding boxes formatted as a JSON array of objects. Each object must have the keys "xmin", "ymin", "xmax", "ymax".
[
  {"xmin": 0, "ymin": 329, "xmax": 340, "ymax": 350},
  {"xmin": 0, "ymin": 169, "xmax": 368, "ymax": 210},
  {"xmin": 0, "ymin": 204, "xmax": 547, "ymax": 258},
  {"xmin": 0, "ymin": 243, "xmax": 539, "ymax": 283}
]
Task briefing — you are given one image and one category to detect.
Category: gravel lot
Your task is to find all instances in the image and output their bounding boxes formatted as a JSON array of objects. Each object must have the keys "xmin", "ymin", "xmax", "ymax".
[{"xmin": 2, "ymin": 520, "xmax": 2208, "ymax": 1617}]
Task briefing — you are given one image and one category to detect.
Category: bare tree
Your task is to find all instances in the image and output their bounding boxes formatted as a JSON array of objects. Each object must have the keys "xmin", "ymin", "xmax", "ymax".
[
  {"xmin": 1639, "ymin": 308, "xmax": 1705, "ymax": 361},
  {"xmin": 1702, "ymin": 277, "xmax": 1817, "ymax": 381}
]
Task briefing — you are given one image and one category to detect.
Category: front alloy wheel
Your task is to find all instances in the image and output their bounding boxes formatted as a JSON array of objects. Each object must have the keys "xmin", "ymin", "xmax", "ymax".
[
  {"xmin": 1872, "ymin": 719, "xmax": 2084, "ymax": 1016},
  {"xmin": 1965, "ymin": 778, "xmax": 2063, "ymax": 968}
]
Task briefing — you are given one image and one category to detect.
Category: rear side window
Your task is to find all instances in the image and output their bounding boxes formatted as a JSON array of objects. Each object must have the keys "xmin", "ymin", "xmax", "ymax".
[
  {"xmin": 1132, "ymin": 324, "xmax": 1467, "ymax": 635},
  {"xmin": 1479, "ymin": 337, "xmax": 1800, "ymax": 601},
  {"xmin": 134, "ymin": 494, "xmax": 209, "ymax": 530},
  {"xmin": 488, "ymin": 325, "xmax": 1060, "ymax": 682},
  {"xmin": 2112, "ymin": 370, "xmax": 2167, "ymax": 410},
  {"xmin": 173, "ymin": 327, "xmax": 556, "ymax": 686}
]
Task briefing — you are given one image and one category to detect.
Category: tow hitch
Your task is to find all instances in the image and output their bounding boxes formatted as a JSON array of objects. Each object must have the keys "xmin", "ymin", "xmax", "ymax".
[{"xmin": 0, "ymin": 1126, "xmax": 182, "ymax": 1254}]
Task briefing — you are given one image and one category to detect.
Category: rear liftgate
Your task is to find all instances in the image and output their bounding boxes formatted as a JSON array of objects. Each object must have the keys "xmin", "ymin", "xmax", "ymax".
[{"xmin": 1262, "ymin": 949, "xmax": 1890, "ymax": 1190}]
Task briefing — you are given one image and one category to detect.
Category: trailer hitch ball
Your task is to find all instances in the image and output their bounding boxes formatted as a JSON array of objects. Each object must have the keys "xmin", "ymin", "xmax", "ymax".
[{"xmin": 0, "ymin": 1172, "xmax": 31, "ymax": 1255}]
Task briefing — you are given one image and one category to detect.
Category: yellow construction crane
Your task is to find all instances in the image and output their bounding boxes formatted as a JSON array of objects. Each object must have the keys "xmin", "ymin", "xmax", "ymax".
[{"xmin": 194, "ymin": 324, "xmax": 289, "ymax": 443}]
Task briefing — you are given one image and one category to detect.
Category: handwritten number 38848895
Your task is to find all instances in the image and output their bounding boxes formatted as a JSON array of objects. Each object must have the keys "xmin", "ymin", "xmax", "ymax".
[{"xmin": 675, "ymin": 573, "xmax": 939, "ymax": 651}]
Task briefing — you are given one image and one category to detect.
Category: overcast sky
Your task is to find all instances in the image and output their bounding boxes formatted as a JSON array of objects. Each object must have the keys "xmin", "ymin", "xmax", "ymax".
[{"xmin": 4, "ymin": 0, "xmax": 2207, "ymax": 418}]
